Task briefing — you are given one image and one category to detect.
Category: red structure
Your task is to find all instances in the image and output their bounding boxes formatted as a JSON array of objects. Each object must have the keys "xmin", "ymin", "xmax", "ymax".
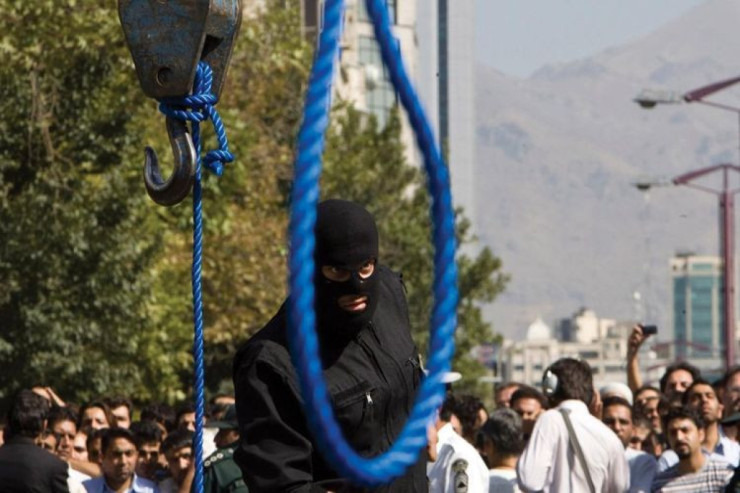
[
  {"xmin": 636, "ymin": 75, "xmax": 740, "ymax": 370},
  {"xmin": 672, "ymin": 164, "xmax": 740, "ymax": 368}
]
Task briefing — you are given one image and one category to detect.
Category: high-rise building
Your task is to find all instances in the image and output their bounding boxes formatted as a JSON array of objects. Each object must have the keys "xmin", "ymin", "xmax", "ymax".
[
  {"xmin": 302, "ymin": 0, "xmax": 419, "ymax": 166},
  {"xmin": 671, "ymin": 254, "xmax": 723, "ymax": 360}
]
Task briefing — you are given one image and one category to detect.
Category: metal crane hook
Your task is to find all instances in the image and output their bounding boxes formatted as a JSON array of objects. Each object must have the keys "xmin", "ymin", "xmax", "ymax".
[
  {"xmin": 143, "ymin": 117, "xmax": 197, "ymax": 206},
  {"xmin": 119, "ymin": 0, "xmax": 242, "ymax": 206}
]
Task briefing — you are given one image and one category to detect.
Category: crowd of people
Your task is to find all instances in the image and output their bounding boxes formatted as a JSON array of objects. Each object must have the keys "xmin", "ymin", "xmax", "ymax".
[
  {"xmin": 0, "ymin": 389, "xmax": 246, "ymax": 492},
  {"xmin": 3, "ymin": 337, "xmax": 740, "ymax": 492},
  {"xmin": 5, "ymin": 199, "xmax": 740, "ymax": 492}
]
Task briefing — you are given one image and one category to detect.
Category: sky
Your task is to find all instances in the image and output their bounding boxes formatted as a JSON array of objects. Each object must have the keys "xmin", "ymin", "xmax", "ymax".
[{"xmin": 475, "ymin": 0, "xmax": 706, "ymax": 78}]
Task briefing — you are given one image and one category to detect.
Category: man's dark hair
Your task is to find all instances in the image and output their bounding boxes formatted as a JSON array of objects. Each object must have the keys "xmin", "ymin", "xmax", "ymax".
[
  {"xmin": 682, "ymin": 378, "xmax": 716, "ymax": 405},
  {"xmin": 602, "ymin": 396, "xmax": 633, "ymax": 418},
  {"xmin": 479, "ymin": 408, "xmax": 525, "ymax": 457},
  {"xmin": 162, "ymin": 429, "xmax": 194, "ymax": 454},
  {"xmin": 130, "ymin": 420, "xmax": 164, "ymax": 444},
  {"xmin": 547, "ymin": 358, "xmax": 594, "ymax": 405},
  {"xmin": 510, "ymin": 385, "xmax": 548, "ymax": 409},
  {"xmin": 634, "ymin": 385, "xmax": 661, "ymax": 400},
  {"xmin": 79, "ymin": 400, "xmax": 113, "ymax": 429},
  {"xmin": 5, "ymin": 390, "xmax": 50, "ymax": 439},
  {"xmin": 454, "ymin": 394, "xmax": 486, "ymax": 440},
  {"xmin": 659, "ymin": 362, "xmax": 701, "ymax": 393},
  {"xmin": 141, "ymin": 403, "xmax": 176, "ymax": 432},
  {"xmin": 175, "ymin": 402, "xmax": 196, "ymax": 423},
  {"xmin": 47, "ymin": 405, "xmax": 78, "ymax": 430},
  {"xmin": 663, "ymin": 405, "xmax": 706, "ymax": 431},
  {"xmin": 104, "ymin": 395, "xmax": 132, "ymax": 413},
  {"xmin": 439, "ymin": 394, "xmax": 457, "ymax": 423},
  {"xmin": 101, "ymin": 427, "xmax": 139, "ymax": 455}
]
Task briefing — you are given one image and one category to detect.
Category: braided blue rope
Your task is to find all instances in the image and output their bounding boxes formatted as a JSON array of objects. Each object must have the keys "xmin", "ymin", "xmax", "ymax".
[
  {"xmin": 287, "ymin": 0, "xmax": 458, "ymax": 486},
  {"xmin": 159, "ymin": 61, "xmax": 234, "ymax": 493}
]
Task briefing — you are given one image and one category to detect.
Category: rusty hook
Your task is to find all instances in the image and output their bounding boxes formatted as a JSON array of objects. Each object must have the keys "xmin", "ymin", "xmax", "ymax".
[{"xmin": 143, "ymin": 117, "xmax": 196, "ymax": 206}]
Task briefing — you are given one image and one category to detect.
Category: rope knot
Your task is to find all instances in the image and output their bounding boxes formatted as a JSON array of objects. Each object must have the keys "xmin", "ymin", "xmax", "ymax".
[{"xmin": 158, "ymin": 62, "xmax": 234, "ymax": 176}]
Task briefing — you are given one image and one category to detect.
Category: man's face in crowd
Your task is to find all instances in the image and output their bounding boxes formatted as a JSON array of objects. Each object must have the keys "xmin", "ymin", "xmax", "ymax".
[
  {"xmin": 52, "ymin": 419, "xmax": 77, "ymax": 460},
  {"xmin": 630, "ymin": 423, "xmax": 652, "ymax": 452},
  {"xmin": 664, "ymin": 369, "xmax": 693, "ymax": 399},
  {"xmin": 495, "ymin": 385, "xmax": 519, "ymax": 409},
  {"xmin": 512, "ymin": 397, "xmax": 543, "ymax": 436},
  {"xmin": 166, "ymin": 445, "xmax": 193, "ymax": 485},
  {"xmin": 111, "ymin": 405, "xmax": 131, "ymax": 429},
  {"xmin": 724, "ymin": 372, "xmax": 740, "ymax": 415},
  {"xmin": 72, "ymin": 431, "xmax": 88, "ymax": 461},
  {"xmin": 102, "ymin": 437, "xmax": 137, "ymax": 487},
  {"xmin": 136, "ymin": 441, "xmax": 161, "ymax": 480},
  {"xmin": 88, "ymin": 436, "xmax": 103, "ymax": 464},
  {"xmin": 178, "ymin": 412, "xmax": 196, "ymax": 432},
  {"xmin": 635, "ymin": 388, "xmax": 660, "ymax": 408},
  {"xmin": 639, "ymin": 396, "xmax": 662, "ymax": 432},
  {"xmin": 321, "ymin": 259, "xmax": 376, "ymax": 313},
  {"xmin": 37, "ymin": 431, "xmax": 58, "ymax": 453},
  {"xmin": 82, "ymin": 406, "xmax": 109, "ymax": 430},
  {"xmin": 666, "ymin": 417, "xmax": 704, "ymax": 460},
  {"xmin": 687, "ymin": 383, "xmax": 723, "ymax": 424},
  {"xmin": 602, "ymin": 404, "xmax": 633, "ymax": 448}
]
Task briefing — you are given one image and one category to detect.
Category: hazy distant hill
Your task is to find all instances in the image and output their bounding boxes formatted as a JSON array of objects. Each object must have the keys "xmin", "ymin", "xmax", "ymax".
[{"xmin": 475, "ymin": 0, "xmax": 740, "ymax": 339}]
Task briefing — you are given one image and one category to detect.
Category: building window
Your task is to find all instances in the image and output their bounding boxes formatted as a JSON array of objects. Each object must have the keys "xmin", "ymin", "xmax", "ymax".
[
  {"xmin": 359, "ymin": 35, "xmax": 396, "ymax": 127},
  {"xmin": 357, "ymin": 0, "xmax": 397, "ymax": 24}
]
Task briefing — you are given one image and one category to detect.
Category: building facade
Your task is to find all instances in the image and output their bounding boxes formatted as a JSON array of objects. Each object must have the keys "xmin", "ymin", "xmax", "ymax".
[
  {"xmin": 670, "ymin": 254, "xmax": 724, "ymax": 361},
  {"xmin": 500, "ymin": 310, "xmax": 633, "ymax": 388}
]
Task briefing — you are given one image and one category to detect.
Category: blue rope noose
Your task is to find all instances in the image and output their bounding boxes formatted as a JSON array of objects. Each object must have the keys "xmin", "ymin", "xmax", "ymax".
[
  {"xmin": 287, "ymin": 0, "xmax": 458, "ymax": 486},
  {"xmin": 159, "ymin": 61, "xmax": 234, "ymax": 493}
]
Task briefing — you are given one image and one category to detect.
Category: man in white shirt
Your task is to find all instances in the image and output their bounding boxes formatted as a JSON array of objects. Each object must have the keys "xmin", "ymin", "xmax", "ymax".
[
  {"xmin": 516, "ymin": 358, "xmax": 629, "ymax": 493},
  {"xmin": 428, "ymin": 395, "xmax": 490, "ymax": 493},
  {"xmin": 657, "ymin": 378, "xmax": 740, "ymax": 472},
  {"xmin": 601, "ymin": 396, "xmax": 657, "ymax": 493}
]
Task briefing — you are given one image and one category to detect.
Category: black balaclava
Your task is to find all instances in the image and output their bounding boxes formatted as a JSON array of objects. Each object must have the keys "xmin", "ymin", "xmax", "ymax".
[{"xmin": 314, "ymin": 199, "xmax": 380, "ymax": 337}]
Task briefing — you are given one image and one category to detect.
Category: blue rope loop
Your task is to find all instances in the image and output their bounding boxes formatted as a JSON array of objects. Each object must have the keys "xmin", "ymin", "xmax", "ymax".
[
  {"xmin": 158, "ymin": 60, "xmax": 234, "ymax": 493},
  {"xmin": 287, "ymin": 0, "xmax": 458, "ymax": 486}
]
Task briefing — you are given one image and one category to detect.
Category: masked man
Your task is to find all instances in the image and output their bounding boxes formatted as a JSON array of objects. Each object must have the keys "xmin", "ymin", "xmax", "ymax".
[{"xmin": 233, "ymin": 199, "xmax": 426, "ymax": 492}]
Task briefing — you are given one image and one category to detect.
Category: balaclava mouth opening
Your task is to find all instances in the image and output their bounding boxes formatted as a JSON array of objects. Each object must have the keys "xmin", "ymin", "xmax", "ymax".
[{"xmin": 314, "ymin": 199, "xmax": 380, "ymax": 336}]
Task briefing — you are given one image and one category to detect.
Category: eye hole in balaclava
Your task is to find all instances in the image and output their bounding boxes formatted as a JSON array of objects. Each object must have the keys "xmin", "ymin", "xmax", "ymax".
[{"xmin": 314, "ymin": 199, "xmax": 380, "ymax": 334}]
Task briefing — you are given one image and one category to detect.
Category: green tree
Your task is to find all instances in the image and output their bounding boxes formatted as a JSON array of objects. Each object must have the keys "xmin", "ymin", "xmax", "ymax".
[{"xmin": 0, "ymin": 2, "xmax": 186, "ymax": 404}]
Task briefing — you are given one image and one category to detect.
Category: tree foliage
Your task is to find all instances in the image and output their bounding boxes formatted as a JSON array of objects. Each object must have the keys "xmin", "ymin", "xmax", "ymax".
[{"xmin": 0, "ymin": 1, "xmax": 173, "ymax": 404}]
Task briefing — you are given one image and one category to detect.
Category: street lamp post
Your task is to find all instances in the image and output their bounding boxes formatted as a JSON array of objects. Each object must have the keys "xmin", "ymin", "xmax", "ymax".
[{"xmin": 635, "ymin": 76, "xmax": 740, "ymax": 370}]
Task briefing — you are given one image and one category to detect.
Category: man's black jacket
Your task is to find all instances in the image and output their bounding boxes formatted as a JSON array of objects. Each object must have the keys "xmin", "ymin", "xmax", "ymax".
[
  {"xmin": 0, "ymin": 435, "xmax": 70, "ymax": 493},
  {"xmin": 233, "ymin": 266, "xmax": 427, "ymax": 492}
]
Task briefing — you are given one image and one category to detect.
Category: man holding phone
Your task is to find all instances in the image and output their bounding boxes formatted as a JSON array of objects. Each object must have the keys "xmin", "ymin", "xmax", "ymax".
[{"xmin": 627, "ymin": 324, "xmax": 656, "ymax": 394}]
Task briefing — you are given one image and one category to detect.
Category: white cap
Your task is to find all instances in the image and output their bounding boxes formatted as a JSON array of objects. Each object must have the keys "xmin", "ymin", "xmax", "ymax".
[
  {"xmin": 599, "ymin": 382, "xmax": 633, "ymax": 405},
  {"xmin": 441, "ymin": 371, "xmax": 462, "ymax": 384}
]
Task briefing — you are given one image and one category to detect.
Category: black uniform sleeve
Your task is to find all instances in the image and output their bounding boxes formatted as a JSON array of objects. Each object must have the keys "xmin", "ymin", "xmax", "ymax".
[
  {"xmin": 51, "ymin": 461, "xmax": 70, "ymax": 493},
  {"xmin": 234, "ymin": 346, "xmax": 321, "ymax": 493}
]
